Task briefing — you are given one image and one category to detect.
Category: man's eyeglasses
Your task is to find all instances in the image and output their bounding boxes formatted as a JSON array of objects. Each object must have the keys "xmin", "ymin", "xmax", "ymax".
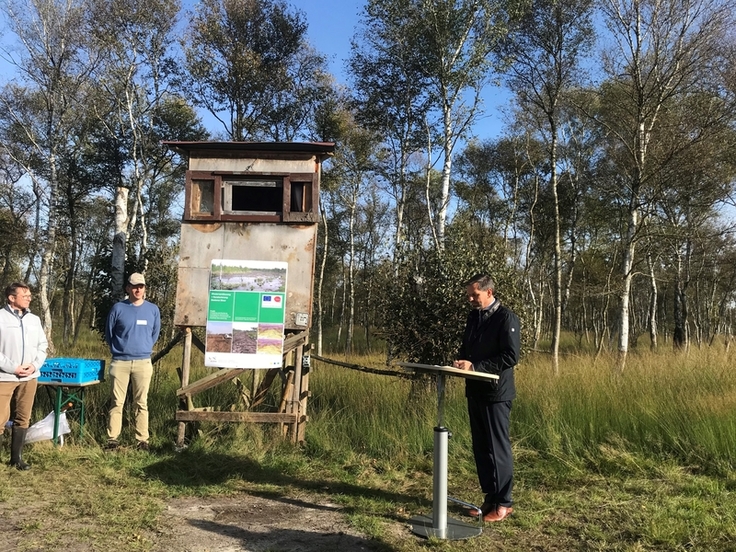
[{"xmin": 12, "ymin": 294, "xmax": 32, "ymax": 299}]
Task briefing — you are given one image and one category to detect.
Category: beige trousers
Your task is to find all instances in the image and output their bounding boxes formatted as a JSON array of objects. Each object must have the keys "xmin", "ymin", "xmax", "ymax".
[
  {"xmin": 0, "ymin": 378, "xmax": 38, "ymax": 428},
  {"xmin": 107, "ymin": 359, "xmax": 153, "ymax": 443}
]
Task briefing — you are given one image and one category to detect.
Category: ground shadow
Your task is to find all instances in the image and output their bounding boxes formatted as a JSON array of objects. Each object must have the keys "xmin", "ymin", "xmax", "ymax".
[
  {"xmin": 143, "ymin": 449, "xmax": 428, "ymax": 524},
  {"xmin": 186, "ymin": 518, "xmax": 396, "ymax": 552}
]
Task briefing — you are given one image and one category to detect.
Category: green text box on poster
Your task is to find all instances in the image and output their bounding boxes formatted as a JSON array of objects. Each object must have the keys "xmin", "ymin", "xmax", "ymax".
[
  {"xmin": 233, "ymin": 292, "xmax": 259, "ymax": 322},
  {"xmin": 259, "ymin": 293, "xmax": 285, "ymax": 323},
  {"xmin": 208, "ymin": 291, "xmax": 234, "ymax": 321}
]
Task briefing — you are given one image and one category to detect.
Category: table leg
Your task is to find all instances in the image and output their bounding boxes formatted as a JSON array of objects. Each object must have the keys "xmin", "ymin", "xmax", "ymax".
[
  {"xmin": 79, "ymin": 388, "xmax": 85, "ymax": 437},
  {"xmin": 407, "ymin": 373, "xmax": 483, "ymax": 540},
  {"xmin": 432, "ymin": 426, "xmax": 449, "ymax": 538},
  {"xmin": 53, "ymin": 386, "xmax": 62, "ymax": 444}
]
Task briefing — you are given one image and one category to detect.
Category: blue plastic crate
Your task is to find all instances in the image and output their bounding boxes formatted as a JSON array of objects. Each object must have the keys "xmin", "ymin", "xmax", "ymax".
[{"xmin": 38, "ymin": 358, "xmax": 105, "ymax": 385}]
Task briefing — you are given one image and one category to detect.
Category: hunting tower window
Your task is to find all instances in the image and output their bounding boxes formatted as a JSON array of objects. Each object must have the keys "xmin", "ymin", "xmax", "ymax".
[{"xmin": 184, "ymin": 170, "xmax": 318, "ymax": 223}]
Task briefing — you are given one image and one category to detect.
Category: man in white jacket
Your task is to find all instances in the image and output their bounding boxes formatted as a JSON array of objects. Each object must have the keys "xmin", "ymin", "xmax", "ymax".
[{"xmin": 0, "ymin": 282, "xmax": 48, "ymax": 470}]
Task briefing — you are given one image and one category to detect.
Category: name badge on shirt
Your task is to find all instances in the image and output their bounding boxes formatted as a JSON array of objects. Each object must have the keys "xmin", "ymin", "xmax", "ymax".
[{"xmin": 137, "ymin": 320, "xmax": 148, "ymax": 325}]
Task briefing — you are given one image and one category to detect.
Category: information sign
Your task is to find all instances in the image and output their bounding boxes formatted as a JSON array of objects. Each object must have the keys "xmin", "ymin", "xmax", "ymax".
[{"xmin": 204, "ymin": 259, "xmax": 287, "ymax": 368}]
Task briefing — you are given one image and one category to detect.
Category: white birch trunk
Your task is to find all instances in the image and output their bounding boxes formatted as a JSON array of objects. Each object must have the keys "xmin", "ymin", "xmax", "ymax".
[
  {"xmin": 617, "ymin": 208, "xmax": 638, "ymax": 372},
  {"xmin": 112, "ymin": 186, "xmax": 129, "ymax": 300},
  {"xmin": 38, "ymin": 150, "xmax": 59, "ymax": 348},
  {"xmin": 316, "ymin": 209, "xmax": 328, "ymax": 356},
  {"xmin": 647, "ymin": 250, "xmax": 658, "ymax": 350}
]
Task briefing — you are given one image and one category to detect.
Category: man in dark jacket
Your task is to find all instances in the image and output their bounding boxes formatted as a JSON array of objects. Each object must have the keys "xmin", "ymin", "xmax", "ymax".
[{"xmin": 454, "ymin": 274, "xmax": 520, "ymax": 522}]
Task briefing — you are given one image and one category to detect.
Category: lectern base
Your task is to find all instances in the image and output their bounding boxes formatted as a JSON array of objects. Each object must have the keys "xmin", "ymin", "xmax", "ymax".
[{"xmin": 408, "ymin": 514, "xmax": 482, "ymax": 540}]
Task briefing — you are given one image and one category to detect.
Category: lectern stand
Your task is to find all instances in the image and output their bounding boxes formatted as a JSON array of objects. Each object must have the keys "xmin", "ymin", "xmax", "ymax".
[{"xmin": 398, "ymin": 362, "xmax": 499, "ymax": 540}]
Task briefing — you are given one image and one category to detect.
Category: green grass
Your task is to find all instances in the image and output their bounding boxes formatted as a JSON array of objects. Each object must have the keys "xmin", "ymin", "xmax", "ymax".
[
  {"xmin": 2, "ymin": 330, "xmax": 736, "ymax": 550},
  {"xmin": 515, "ymin": 348, "xmax": 736, "ymax": 474}
]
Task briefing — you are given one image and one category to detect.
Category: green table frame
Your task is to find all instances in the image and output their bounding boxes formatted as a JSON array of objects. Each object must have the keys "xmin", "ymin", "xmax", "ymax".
[{"xmin": 39, "ymin": 380, "xmax": 101, "ymax": 444}]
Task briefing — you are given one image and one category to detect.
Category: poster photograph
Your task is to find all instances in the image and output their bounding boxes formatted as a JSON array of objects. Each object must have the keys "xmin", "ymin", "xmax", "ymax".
[{"xmin": 205, "ymin": 259, "xmax": 287, "ymax": 368}]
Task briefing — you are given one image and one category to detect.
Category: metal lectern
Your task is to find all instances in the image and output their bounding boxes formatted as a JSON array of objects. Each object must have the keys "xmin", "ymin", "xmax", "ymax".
[{"xmin": 398, "ymin": 363, "xmax": 500, "ymax": 541}]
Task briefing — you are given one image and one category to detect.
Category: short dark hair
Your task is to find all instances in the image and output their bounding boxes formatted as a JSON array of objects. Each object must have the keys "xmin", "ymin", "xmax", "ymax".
[
  {"xmin": 464, "ymin": 274, "xmax": 495, "ymax": 292},
  {"xmin": 5, "ymin": 282, "xmax": 30, "ymax": 300}
]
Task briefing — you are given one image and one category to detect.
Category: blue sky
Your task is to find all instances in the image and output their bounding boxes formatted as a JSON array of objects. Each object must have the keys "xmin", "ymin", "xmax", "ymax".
[{"xmin": 294, "ymin": 0, "xmax": 362, "ymax": 83}]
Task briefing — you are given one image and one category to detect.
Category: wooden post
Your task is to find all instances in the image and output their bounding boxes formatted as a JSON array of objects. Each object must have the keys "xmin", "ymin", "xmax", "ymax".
[
  {"xmin": 296, "ymin": 342, "xmax": 310, "ymax": 442},
  {"xmin": 280, "ymin": 368, "xmax": 295, "ymax": 438},
  {"xmin": 250, "ymin": 370, "xmax": 261, "ymax": 407},
  {"xmin": 176, "ymin": 327, "xmax": 192, "ymax": 447},
  {"xmin": 289, "ymin": 343, "xmax": 303, "ymax": 442},
  {"xmin": 172, "ymin": 330, "xmax": 308, "ymax": 441}
]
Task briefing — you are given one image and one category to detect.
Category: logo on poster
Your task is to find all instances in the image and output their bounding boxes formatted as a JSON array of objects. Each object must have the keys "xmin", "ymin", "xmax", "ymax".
[{"xmin": 261, "ymin": 295, "xmax": 283, "ymax": 308}]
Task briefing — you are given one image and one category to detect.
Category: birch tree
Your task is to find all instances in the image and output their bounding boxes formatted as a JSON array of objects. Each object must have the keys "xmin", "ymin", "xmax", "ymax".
[
  {"xmin": 319, "ymin": 106, "xmax": 378, "ymax": 354},
  {"xmin": 87, "ymin": 0, "xmax": 200, "ymax": 300},
  {"xmin": 597, "ymin": 0, "xmax": 736, "ymax": 371},
  {"xmin": 356, "ymin": 0, "xmax": 512, "ymax": 249},
  {"xmin": 651, "ymin": 107, "xmax": 736, "ymax": 350},
  {"xmin": 0, "ymin": 154, "xmax": 32, "ymax": 282},
  {"xmin": 182, "ymin": 0, "xmax": 332, "ymax": 141},
  {"xmin": 349, "ymin": 0, "xmax": 430, "ymax": 260},
  {"xmin": 504, "ymin": 0, "xmax": 594, "ymax": 374},
  {"xmin": 0, "ymin": 0, "xmax": 94, "ymax": 343}
]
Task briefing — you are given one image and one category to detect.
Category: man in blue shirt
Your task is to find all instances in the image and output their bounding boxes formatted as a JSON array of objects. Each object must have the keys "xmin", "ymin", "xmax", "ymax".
[{"xmin": 105, "ymin": 273, "xmax": 160, "ymax": 451}]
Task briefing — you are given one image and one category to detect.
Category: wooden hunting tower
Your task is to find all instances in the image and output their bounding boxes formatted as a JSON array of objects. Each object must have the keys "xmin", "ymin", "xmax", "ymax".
[{"xmin": 163, "ymin": 141, "xmax": 335, "ymax": 444}]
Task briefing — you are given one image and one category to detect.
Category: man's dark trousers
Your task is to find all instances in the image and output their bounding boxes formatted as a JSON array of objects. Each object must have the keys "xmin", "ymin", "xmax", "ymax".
[{"xmin": 468, "ymin": 397, "xmax": 513, "ymax": 507}]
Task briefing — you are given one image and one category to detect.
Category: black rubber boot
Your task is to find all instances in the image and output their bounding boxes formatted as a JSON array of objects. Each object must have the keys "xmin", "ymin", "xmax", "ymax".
[{"xmin": 10, "ymin": 426, "xmax": 30, "ymax": 470}]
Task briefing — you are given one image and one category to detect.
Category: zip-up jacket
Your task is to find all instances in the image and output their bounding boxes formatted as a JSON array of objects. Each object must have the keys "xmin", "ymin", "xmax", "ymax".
[
  {"xmin": 0, "ymin": 304, "xmax": 48, "ymax": 381},
  {"xmin": 457, "ymin": 300, "xmax": 520, "ymax": 402}
]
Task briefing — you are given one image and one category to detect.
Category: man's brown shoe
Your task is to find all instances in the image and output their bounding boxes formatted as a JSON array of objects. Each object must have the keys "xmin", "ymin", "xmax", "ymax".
[
  {"xmin": 482, "ymin": 505, "xmax": 513, "ymax": 522},
  {"xmin": 468, "ymin": 502, "xmax": 495, "ymax": 518}
]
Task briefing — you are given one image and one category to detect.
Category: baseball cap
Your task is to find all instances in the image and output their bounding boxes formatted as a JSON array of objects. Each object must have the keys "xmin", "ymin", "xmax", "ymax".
[{"xmin": 128, "ymin": 273, "xmax": 146, "ymax": 286}]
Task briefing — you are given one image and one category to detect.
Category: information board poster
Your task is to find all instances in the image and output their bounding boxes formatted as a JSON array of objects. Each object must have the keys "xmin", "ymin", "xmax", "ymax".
[{"xmin": 205, "ymin": 259, "xmax": 287, "ymax": 368}]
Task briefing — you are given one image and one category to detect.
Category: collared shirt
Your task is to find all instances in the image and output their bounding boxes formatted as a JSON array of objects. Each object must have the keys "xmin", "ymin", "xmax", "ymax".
[{"xmin": 478, "ymin": 298, "xmax": 500, "ymax": 323}]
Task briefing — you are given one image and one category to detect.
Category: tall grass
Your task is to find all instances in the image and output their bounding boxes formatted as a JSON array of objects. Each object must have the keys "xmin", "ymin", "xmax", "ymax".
[
  {"xmin": 305, "ymin": 346, "xmax": 736, "ymax": 480},
  {"xmin": 41, "ymin": 328, "xmax": 736, "ymax": 477},
  {"xmin": 514, "ymin": 348, "xmax": 736, "ymax": 474},
  {"xmin": 305, "ymin": 363, "xmax": 473, "ymax": 463}
]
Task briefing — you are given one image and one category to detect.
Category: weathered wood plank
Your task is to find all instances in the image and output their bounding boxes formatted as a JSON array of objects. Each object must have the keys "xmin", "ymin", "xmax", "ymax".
[
  {"xmin": 175, "ymin": 223, "xmax": 317, "ymax": 329},
  {"xmin": 251, "ymin": 368, "xmax": 281, "ymax": 408},
  {"xmin": 176, "ymin": 368, "xmax": 246, "ymax": 398},
  {"xmin": 283, "ymin": 331, "xmax": 308, "ymax": 353}
]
